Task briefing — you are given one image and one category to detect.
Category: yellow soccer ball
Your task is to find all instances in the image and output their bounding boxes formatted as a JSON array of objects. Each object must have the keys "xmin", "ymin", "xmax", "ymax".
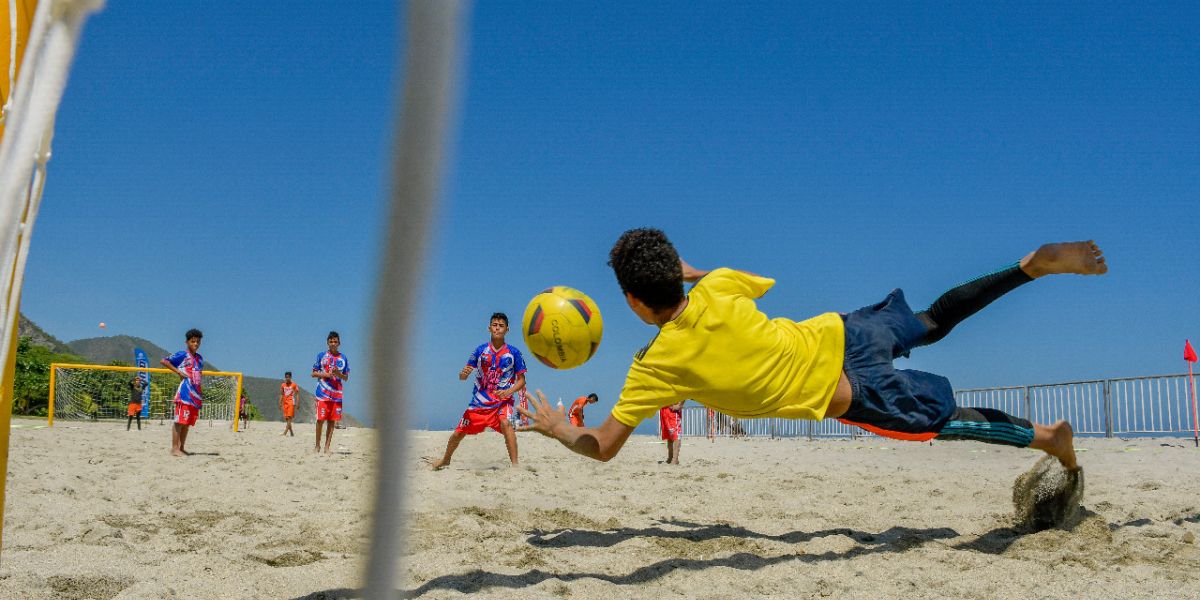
[{"xmin": 522, "ymin": 286, "xmax": 603, "ymax": 370}]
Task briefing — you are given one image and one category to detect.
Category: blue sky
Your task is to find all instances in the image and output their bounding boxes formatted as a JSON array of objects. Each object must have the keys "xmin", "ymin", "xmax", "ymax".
[{"xmin": 21, "ymin": 2, "xmax": 1198, "ymax": 431}]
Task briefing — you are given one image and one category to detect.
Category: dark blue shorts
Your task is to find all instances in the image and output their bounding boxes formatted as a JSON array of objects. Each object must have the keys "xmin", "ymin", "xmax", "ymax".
[{"xmin": 837, "ymin": 289, "xmax": 957, "ymax": 440}]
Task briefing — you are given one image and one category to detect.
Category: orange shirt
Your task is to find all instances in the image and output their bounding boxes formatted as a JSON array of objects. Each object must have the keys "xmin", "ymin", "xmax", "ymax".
[
  {"xmin": 280, "ymin": 381, "xmax": 298, "ymax": 409},
  {"xmin": 568, "ymin": 396, "xmax": 588, "ymax": 427}
]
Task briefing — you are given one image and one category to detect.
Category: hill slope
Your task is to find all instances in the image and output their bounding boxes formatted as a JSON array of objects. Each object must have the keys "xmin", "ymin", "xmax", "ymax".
[
  {"xmin": 18, "ymin": 314, "xmax": 73, "ymax": 354},
  {"xmin": 67, "ymin": 335, "xmax": 220, "ymax": 370}
]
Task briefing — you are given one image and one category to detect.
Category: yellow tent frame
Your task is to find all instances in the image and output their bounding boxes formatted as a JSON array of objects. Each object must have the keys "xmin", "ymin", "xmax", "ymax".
[{"xmin": 0, "ymin": 0, "xmax": 40, "ymax": 563}]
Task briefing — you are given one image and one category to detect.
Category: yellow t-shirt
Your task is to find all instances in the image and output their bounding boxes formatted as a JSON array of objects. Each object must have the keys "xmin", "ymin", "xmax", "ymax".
[{"xmin": 611, "ymin": 268, "xmax": 845, "ymax": 427}]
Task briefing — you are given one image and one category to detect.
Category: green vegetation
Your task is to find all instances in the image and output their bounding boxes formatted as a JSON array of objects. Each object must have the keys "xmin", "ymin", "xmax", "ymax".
[{"xmin": 13, "ymin": 336, "xmax": 85, "ymax": 415}]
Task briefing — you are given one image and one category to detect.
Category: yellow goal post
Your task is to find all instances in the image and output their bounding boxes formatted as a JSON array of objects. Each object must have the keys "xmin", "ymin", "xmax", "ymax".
[{"xmin": 48, "ymin": 363, "xmax": 244, "ymax": 430}]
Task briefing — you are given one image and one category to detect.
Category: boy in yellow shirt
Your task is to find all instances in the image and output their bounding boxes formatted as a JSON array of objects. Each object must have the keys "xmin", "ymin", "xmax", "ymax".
[{"xmin": 519, "ymin": 228, "xmax": 1107, "ymax": 471}]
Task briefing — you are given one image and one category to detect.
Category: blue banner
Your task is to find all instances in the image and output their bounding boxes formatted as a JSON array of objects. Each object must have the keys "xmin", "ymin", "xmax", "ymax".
[{"xmin": 134, "ymin": 348, "xmax": 151, "ymax": 417}]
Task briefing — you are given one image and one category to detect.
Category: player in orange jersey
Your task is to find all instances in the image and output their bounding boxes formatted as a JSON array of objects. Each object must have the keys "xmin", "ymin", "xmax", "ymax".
[
  {"xmin": 279, "ymin": 371, "xmax": 298, "ymax": 436},
  {"xmin": 567, "ymin": 393, "xmax": 598, "ymax": 428}
]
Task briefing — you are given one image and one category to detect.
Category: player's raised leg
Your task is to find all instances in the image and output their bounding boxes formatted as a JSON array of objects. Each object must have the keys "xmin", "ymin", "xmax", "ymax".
[
  {"xmin": 916, "ymin": 241, "xmax": 1107, "ymax": 346},
  {"xmin": 1019, "ymin": 240, "xmax": 1107, "ymax": 278}
]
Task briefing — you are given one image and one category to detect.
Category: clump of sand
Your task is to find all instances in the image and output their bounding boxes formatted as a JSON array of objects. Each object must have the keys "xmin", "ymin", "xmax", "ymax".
[{"xmin": 1012, "ymin": 455, "xmax": 1084, "ymax": 531}]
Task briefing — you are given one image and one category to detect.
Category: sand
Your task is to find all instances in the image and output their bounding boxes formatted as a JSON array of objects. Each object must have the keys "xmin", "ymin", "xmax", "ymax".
[{"xmin": 4, "ymin": 421, "xmax": 1200, "ymax": 599}]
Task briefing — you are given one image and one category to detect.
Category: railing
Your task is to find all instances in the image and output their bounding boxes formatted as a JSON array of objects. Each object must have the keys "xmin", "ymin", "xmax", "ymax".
[{"xmin": 680, "ymin": 373, "xmax": 1196, "ymax": 439}]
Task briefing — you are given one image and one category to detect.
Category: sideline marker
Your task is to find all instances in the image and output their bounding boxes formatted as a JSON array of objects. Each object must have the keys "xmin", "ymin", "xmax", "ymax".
[{"xmin": 1186, "ymin": 340, "xmax": 1198, "ymax": 448}]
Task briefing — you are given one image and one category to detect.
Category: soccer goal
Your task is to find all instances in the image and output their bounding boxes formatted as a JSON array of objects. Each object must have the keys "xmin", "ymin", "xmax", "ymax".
[{"xmin": 48, "ymin": 363, "xmax": 243, "ymax": 426}]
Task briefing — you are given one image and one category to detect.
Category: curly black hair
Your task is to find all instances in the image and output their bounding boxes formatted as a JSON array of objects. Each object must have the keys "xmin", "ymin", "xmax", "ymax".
[
  {"xmin": 608, "ymin": 228, "xmax": 684, "ymax": 311},
  {"xmin": 185, "ymin": 328, "xmax": 203, "ymax": 341}
]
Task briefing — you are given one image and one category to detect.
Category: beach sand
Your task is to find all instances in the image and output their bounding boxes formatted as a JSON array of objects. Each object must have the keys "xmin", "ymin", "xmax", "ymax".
[{"xmin": 4, "ymin": 421, "xmax": 1200, "ymax": 599}]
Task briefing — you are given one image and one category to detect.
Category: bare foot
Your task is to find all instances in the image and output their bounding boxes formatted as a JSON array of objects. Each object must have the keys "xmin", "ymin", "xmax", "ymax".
[
  {"xmin": 1033, "ymin": 420, "xmax": 1078, "ymax": 471},
  {"xmin": 1020, "ymin": 241, "xmax": 1107, "ymax": 278},
  {"xmin": 170, "ymin": 449, "xmax": 186, "ymax": 457},
  {"xmin": 423, "ymin": 456, "xmax": 449, "ymax": 471}
]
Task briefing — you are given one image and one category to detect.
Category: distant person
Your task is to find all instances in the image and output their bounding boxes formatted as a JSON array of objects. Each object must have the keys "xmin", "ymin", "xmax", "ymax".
[
  {"xmin": 427, "ymin": 312, "xmax": 527, "ymax": 470},
  {"xmin": 519, "ymin": 229, "xmax": 1105, "ymax": 475},
  {"xmin": 312, "ymin": 331, "xmax": 349, "ymax": 454},
  {"xmin": 567, "ymin": 393, "xmax": 599, "ymax": 428},
  {"xmin": 126, "ymin": 376, "xmax": 144, "ymax": 431},
  {"xmin": 239, "ymin": 392, "xmax": 251, "ymax": 431},
  {"xmin": 659, "ymin": 401, "xmax": 684, "ymax": 464},
  {"xmin": 279, "ymin": 371, "xmax": 298, "ymax": 437},
  {"xmin": 161, "ymin": 328, "xmax": 204, "ymax": 457},
  {"xmin": 514, "ymin": 389, "xmax": 531, "ymax": 428}
]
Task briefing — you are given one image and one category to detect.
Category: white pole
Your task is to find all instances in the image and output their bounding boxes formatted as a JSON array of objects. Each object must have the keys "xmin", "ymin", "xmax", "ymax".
[{"xmin": 365, "ymin": 1, "xmax": 468, "ymax": 597}]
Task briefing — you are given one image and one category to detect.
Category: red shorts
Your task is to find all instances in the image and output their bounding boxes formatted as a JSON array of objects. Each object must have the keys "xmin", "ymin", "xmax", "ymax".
[
  {"xmin": 659, "ymin": 407, "xmax": 681, "ymax": 441},
  {"xmin": 127, "ymin": 402, "xmax": 142, "ymax": 417},
  {"xmin": 455, "ymin": 404, "xmax": 512, "ymax": 435},
  {"xmin": 316, "ymin": 400, "xmax": 342, "ymax": 422},
  {"xmin": 174, "ymin": 402, "xmax": 198, "ymax": 426}
]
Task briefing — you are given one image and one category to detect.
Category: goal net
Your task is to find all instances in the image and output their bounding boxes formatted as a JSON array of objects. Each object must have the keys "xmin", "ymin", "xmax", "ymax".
[{"xmin": 48, "ymin": 363, "xmax": 243, "ymax": 426}]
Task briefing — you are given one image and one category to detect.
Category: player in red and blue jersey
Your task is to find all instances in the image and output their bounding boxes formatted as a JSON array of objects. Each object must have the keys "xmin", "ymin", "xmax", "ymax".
[
  {"xmin": 160, "ymin": 328, "xmax": 204, "ymax": 457},
  {"xmin": 428, "ymin": 312, "xmax": 527, "ymax": 470},
  {"xmin": 312, "ymin": 330, "xmax": 349, "ymax": 454}
]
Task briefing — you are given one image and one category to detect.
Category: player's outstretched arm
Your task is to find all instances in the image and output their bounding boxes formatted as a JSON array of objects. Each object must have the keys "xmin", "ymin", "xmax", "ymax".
[
  {"xmin": 517, "ymin": 389, "xmax": 634, "ymax": 462},
  {"xmin": 679, "ymin": 258, "xmax": 709, "ymax": 282},
  {"xmin": 458, "ymin": 365, "xmax": 474, "ymax": 380}
]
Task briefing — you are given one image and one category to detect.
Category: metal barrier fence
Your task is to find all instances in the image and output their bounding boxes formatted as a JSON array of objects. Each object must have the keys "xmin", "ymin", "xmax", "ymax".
[{"xmin": 680, "ymin": 373, "xmax": 1196, "ymax": 439}]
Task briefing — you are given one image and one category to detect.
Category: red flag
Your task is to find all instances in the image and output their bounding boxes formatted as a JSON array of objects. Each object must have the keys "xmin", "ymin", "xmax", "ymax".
[{"xmin": 1186, "ymin": 340, "xmax": 1199, "ymax": 363}]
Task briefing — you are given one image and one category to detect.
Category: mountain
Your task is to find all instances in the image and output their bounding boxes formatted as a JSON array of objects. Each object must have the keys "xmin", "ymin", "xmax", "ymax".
[
  {"xmin": 67, "ymin": 335, "xmax": 219, "ymax": 370},
  {"xmin": 18, "ymin": 314, "xmax": 73, "ymax": 354}
]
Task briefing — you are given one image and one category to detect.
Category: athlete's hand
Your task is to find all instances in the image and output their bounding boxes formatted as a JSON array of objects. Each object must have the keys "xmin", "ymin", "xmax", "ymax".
[
  {"xmin": 494, "ymin": 388, "xmax": 514, "ymax": 400},
  {"xmin": 516, "ymin": 389, "xmax": 567, "ymax": 437},
  {"xmin": 458, "ymin": 365, "xmax": 474, "ymax": 380},
  {"xmin": 679, "ymin": 257, "xmax": 709, "ymax": 282}
]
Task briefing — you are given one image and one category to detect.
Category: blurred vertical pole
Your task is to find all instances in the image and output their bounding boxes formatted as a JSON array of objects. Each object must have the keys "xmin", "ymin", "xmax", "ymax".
[
  {"xmin": 0, "ymin": 0, "xmax": 103, "ymax": 565},
  {"xmin": 365, "ymin": 1, "xmax": 467, "ymax": 598}
]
